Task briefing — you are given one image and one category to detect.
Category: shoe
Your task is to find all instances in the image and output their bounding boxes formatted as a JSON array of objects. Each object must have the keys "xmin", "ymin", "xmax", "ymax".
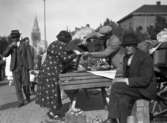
[
  {"xmin": 103, "ymin": 118, "xmax": 117, "ymax": 123},
  {"xmin": 17, "ymin": 102, "xmax": 24, "ymax": 107},
  {"xmin": 47, "ymin": 111, "xmax": 62, "ymax": 120}
]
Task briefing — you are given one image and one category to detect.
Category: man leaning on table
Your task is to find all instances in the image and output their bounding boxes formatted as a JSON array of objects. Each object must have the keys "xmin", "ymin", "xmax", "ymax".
[{"xmin": 103, "ymin": 33, "xmax": 157, "ymax": 123}]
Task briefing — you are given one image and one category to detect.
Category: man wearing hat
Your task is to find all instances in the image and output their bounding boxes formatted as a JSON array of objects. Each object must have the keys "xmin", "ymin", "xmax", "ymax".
[
  {"xmin": 104, "ymin": 33, "xmax": 157, "ymax": 123},
  {"xmin": 3, "ymin": 30, "xmax": 33, "ymax": 107}
]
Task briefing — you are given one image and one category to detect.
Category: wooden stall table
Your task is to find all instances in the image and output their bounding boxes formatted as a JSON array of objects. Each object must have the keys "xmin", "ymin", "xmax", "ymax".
[{"xmin": 59, "ymin": 71, "xmax": 115, "ymax": 108}]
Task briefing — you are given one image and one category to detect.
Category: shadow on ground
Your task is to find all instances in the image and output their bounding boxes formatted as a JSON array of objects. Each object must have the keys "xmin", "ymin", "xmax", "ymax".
[
  {"xmin": 49, "ymin": 89, "xmax": 107, "ymax": 118},
  {"xmin": 42, "ymin": 89, "xmax": 107, "ymax": 123},
  {"xmin": 64, "ymin": 89, "xmax": 106, "ymax": 111},
  {"xmin": 76, "ymin": 91, "xmax": 106, "ymax": 111},
  {"xmin": 0, "ymin": 96, "xmax": 36, "ymax": 111},
  {"xmin": 0, "ymin": 101, "xmax": 18, "ymax": 110}
]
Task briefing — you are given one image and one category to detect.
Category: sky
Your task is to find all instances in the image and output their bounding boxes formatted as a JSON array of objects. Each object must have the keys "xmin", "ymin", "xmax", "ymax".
[{"xmin": 0, "ymin": 0, "xmax": 167, "ymax": 44}]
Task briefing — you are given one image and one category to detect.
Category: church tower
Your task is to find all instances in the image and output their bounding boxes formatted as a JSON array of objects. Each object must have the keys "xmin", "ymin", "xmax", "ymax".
[
  {"xmin": 30, "ymin": 17, "xmax": 48, "ymax": 69},
  {"xmin": 31, "ymin": 17, "xmax": 41, "ymax": 47}
]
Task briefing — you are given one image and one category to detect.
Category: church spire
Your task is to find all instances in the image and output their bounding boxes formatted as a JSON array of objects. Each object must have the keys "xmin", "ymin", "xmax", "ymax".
[
  {"xmin": 33, "ymin": 16, "xmax": 40, "ymax": 32},
  {"xmin": 31, "ymin": 16, "xmax": 41, "ymax": 47}
]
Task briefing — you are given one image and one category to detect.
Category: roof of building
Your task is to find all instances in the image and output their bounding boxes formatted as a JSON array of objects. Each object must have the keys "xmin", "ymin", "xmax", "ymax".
[
  {"xmin": 136, "ymin": 5, "xmax": 167, "ymax": 13},
  {"xmin": 118, "ymin": 3, "xmax": 167, "ymax": 23}
]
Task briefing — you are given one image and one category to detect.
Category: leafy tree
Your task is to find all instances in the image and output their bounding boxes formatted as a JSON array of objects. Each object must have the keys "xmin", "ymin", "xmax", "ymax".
[
  {"xmin": 155, "ymin": 16, "xmax": 167, "ymax": 34},
  {"xmin": 147, "ymin": 25, "xmax": 156, "ymax": 39},
  {"xmin": 135, "ymin": 26, "xmax": 150, "ymax": 42},
  {"xmin": 98, "ymin": 18, "xmax": 125, "ymax": 40},
  {"xmin": 103, "ymin": 18, "xmax": 111, "ymax": 26},
  {"xmin": 147, "ymin": 16, "xmax": 167, "ymax": 40}
]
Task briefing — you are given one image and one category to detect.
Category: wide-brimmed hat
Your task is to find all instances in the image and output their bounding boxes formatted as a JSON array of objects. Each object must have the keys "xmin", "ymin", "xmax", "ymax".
[
  {"xmin": 84, "ymin": 31, "xmax": 104, "ymax": 40},
  {"xmin": 10, "ymin": 30, "xmax": 21, "ymax": 38},
  {"xmin": 122, "ymin": 33, "xmax": 139, "ymax": 46}
]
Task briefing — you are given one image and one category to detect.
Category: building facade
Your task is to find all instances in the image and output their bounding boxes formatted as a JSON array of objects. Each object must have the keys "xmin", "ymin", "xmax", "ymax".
[{"xmin": 117, "ymin": 1, "xmax": 167, "ymax": 32}]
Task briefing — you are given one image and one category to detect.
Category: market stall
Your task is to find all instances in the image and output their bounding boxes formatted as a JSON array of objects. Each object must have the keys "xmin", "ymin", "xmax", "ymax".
[{"xmin": 59, "ymin": 70, "xmax": 116, "ymax": 107}]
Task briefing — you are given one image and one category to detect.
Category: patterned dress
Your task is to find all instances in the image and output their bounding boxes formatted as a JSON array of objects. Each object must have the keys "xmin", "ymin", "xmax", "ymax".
[{"xmin": 36, "ymin": 40, "xmax": 76, "ymax": 110}]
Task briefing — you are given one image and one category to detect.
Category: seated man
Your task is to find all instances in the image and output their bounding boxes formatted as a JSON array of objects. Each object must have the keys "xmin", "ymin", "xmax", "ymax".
[{"xmin": 104, "ymin": 33, "xmax": 157, "ymax": 123}]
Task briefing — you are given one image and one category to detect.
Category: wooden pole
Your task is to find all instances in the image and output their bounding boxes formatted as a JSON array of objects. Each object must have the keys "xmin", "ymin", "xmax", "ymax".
[{"xmin": 43, "ymin": 0, "xmax": 46, "ymax": 41}]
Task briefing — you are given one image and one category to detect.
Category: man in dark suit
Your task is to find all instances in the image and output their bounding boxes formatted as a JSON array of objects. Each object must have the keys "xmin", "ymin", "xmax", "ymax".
[
  {"xmin": 104, "ymin": 33, "xmax": 157, "ymax": 123},
  {"xmin": 3, "ymin": 30, "xmax": 33, "ymax": 107}
]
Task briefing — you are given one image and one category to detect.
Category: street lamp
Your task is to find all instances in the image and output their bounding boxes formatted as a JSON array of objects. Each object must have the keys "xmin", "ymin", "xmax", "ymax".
[{"xmin": 43, "ymin": 0, "xmax": 46, "ymax": 41}]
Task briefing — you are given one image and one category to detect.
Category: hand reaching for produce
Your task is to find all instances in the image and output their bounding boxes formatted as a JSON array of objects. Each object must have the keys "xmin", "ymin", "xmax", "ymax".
[{"xmin": 73, "ymin": 50, "xmax": 82, "ymax": 55}]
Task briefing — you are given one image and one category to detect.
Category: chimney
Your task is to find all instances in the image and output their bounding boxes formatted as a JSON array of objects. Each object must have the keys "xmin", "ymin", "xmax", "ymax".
[{"xmin": 156, "ymin": 1, "xmax": 161, "ymax": 6}]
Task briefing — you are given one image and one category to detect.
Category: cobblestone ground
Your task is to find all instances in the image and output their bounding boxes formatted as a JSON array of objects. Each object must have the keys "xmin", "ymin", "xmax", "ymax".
[
  {"xmin": 0, "ymin": 102, "xmax": 48, "ymax": 123},
  {"xmin": 0, "ymin": 102, "xmax": 108, "ymax": 123},
  {"xmin": 0, "ymin": 85, "xmax": 108, "ymax": 123},
  {"xmin": 1, "ymin": 85, "xmax": 167, "ymax": 123}
]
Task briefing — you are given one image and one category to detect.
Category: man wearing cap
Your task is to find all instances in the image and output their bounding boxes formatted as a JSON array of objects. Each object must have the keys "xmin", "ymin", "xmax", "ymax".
[
  {"xmin": 3, "ymin": 30, "xmax": 33, "ymax": 107},
  {"xmin": 104, "ymin": 33, "xmax": 157, "ymax": 123},
  {"xmin": 84, "ymin": 25, "xmax": 113, "ymax": 47}
]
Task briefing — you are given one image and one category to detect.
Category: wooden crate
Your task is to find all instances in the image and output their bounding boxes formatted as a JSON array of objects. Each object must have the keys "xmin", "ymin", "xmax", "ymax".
[
  {"xmin": 59, "ymin": 72, "xmax": 113, "ymax": 90},
  {"xmin": 132, "ymin": 99, "xmax": 150, "ymax": 123}
]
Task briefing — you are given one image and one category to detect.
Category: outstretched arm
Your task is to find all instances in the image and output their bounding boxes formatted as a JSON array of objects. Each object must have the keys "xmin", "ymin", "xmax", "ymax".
[
  {"xmin": 86, "ymin": 35, "xmax": 121, "ymax": 58},
  {"xmin": 90, "ymin": 46, "xmax": 120, "ymax": 58}
]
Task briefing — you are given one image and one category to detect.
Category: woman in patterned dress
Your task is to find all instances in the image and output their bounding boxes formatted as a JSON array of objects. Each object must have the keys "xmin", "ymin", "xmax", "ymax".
[{"xmin": 36, "ymin": 31, "xmax": 77, "ymax": 119}]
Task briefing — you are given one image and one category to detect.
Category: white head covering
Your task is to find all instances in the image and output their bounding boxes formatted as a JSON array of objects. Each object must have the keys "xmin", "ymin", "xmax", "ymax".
[{"xmin": 99, "ymin": 26, "xmax": 112, "ymax": 34}]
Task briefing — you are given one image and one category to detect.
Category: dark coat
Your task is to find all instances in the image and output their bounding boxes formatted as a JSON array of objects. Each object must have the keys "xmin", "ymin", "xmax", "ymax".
[
  {"xmin": 21, "ymin": 43, "xmax": 34, "ymax": 69},
  {"xmin": 3, "ymin": 43, "xmax": 33, "ymax": 71},
  {"xmin": 123, "ymin": 49, "xmax": 157, "ymax": 99},
  {"xmin": 3, "ymin": 45, "xmax": 17, "ymax": 71}
]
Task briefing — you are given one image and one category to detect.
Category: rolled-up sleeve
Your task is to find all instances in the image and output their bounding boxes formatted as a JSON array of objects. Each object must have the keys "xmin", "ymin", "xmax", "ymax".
[{"xmin": 91, "ymin": 35, "xmax": 121, "ymax": 58}]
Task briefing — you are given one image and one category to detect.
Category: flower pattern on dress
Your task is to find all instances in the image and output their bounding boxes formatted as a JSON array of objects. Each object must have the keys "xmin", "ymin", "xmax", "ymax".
[{"xmin": 36, "ymin": 40, "xmax": 76, "ymax": 110}]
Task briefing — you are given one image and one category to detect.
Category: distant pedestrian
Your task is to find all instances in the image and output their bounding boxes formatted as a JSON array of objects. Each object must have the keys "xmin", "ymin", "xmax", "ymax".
[
  {"xmin": 3, "ymin": 30, "xmax": 34, "ymax": 107},
  {"xmin": 23, "ymin": 37, "xmax": 35, "ymax": 94}
]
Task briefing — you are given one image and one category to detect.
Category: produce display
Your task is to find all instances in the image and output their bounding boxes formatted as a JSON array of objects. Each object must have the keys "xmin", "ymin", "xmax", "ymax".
[{"xmin": 77, "ymin": 55, "xmax": 111, "ymax": 71}]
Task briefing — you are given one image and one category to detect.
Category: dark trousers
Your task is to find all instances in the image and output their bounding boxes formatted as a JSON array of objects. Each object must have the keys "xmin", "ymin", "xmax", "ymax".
[
  {"xmin": 13, "ymin": 68, "xmax": 30, "ymax": 103},
  {"xmin": 30, "ymin": 82, "xmax": 36, "ymax": 93},
  {"xmin": 108, "ymin": 83, "xmax": 143, "ymax": 123},
  {"xmin": 0, "ymin": 61, "xmax": 6, "ymax": 81},
  {"xmin": 0, "ymin": 66, "xmax": 2, "ymax": 81}
]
